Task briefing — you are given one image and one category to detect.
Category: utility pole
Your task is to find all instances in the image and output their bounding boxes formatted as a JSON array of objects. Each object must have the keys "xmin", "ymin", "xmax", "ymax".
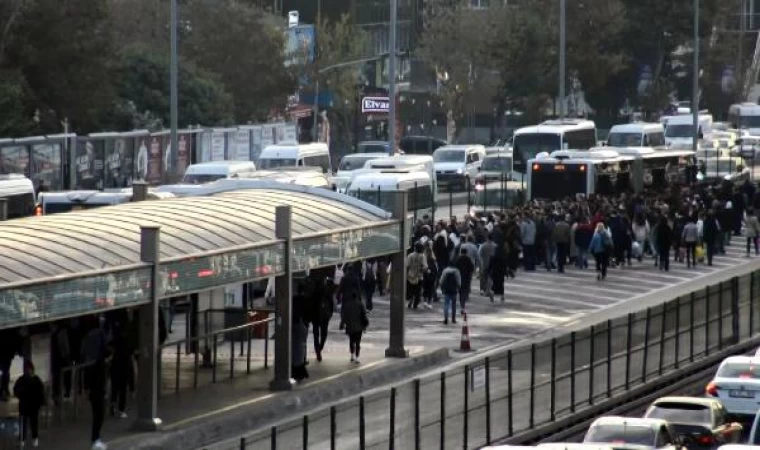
[
  {"xmin": 170, "ymin": 0, "xmax": 179, "ymax": 179},
  {"xmin": 559, "ymin": 0, "xmax": 566, "ymax": 120},
  {"xmin": 312, "ymin": 0, "xmax": 322, "ymax": 142},
  {"xmin": 388, "ymin": 0, "xmax": 398, "ymax": 153},
  {"xmin": 693, "ymin": 0, "xmax": 700, "ymax": 153}
]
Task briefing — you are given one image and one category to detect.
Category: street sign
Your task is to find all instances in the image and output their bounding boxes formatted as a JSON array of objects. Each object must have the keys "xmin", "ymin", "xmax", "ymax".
[
  {"xmin": 470, "ymin": 364, "xmax": 486, "ymax": 391},
  {"xmin": 361, "ymin": 97, "xmax": 390, "ymax": 114}
]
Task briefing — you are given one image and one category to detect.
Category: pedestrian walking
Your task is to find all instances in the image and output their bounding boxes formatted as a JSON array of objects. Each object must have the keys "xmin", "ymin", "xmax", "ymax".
[
  {"xmin": 108, "ymin": 319, "xmax": 133, "ymax": 419},
  {"xmin": 361, "ymin": 259, "xmax": 377, "ymax": 312},
  {"xmin": 49, "ymin": 321, "xmax": 72, "ymax": 405},
  {"xmin": 81, "ymin": 316, "xmax": 109, "ymax": 450},
  {"xmin": 340, "ymin": 293, "xmax": 368, "ymax": 364},
  {"xmin": 478, "ymin": 234, "xmax": 497, "ymax": 297},
  {"xmin": 745, "ymin": 208, "xmax": 760, "ymax": 257},
  {"xmin": 656, "ymin": 217, "xmax": 672, "ymax": 272},
  {"xmin": 309, "ymin": 277, "xmax": 333, "ymax": 362},
  {"xmin": 520, "ymin": 214, "xmax": 537, "ymax": 271},
  {"xmin": 291, "ymin": 285, "xmax": 309, "ymax": 382},
  {"xmin": 490, "ymin": 245, "xmax": 507, "ymax": 303},
  {"xmin": 702, "ymin": 210, "xmax": 720, "ymax": 266},
  {"xmin": 439, "ymin": 261, "xmax": 461, "ymax": 325},
  {"xmin": 422, "ymin": 244, "xmax": 439, "ymax": 308},
  {"xmin": 14, "ymin": 360, "xmax": 44, "ymax": 448},
  {"xmin": 406, "ymin": 242, "xmax": 427, "ymax": 309},
  {"xmin": 589, "ymin": 223, "xmax": 611, "ymax": 281},
  {"xmin": 553, "ymin": 215, "xmax": 571, "ymax": 273},
  {"xmin": 456, "ymin": 248, "xmax": 475, "ymax": 313},
  {"xmin": 682, "ymin": 216, "xmax": 699, "ymax": 268}
]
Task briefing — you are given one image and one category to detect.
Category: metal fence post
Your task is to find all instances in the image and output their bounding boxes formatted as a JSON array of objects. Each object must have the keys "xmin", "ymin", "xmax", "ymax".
[
  {"xmin": 507, "ymin": 350, "xmax": 514, "ymax": 436},
  {"xmin": 485, "ymin": 358, "xmax": 492, "ymax": 444},
  {"xmin": 175, "ymin": 342, "xmax": 181, "ymax": 393},
  {"xmin": 440, "ymin": 372, "xmax": 446, "ymax": 450},
  {"xmin": 240, "ymin": 437, "xmax": 246, "ymax": 450},
  {"xmin": 464, "ymin": 366, "xmax": 469, "ymax": 449},
  {"xmin": 271, "ymin": 426, "xmax": 277, "ymax": 450},
  {"xmin": 690, "ymin": 292, "xmax": 695, "ymax": 362},
  {"xmin": 659, "ymin": 305, "xmax": 666, "ymax": 376},
  {"xmin": 642, "ymin": 308, "xmax": 652, "ymax": 383},
  {"xmin": 732, "ymin": 276, "xmax": 740, "ymax": 343},
  {"xmin": 751, "ymin": 273, "xmax": 756, "ymax": 334},
  {"xmin": 589, "ymin": 325, "xmax": 595, "ymax": 405},
  {"xmin": 449, "ymin": 184, "xmax": 453, "ymax": 219},
  {"xmin": 570, "ymin": 332, "xmax": 576, "ymax": 413},
  {"xmin": 213, "ymin": 334, "xmax": 218, "ymax": 383},
  {"xmin": 330, "ymin": 406, "xmax": 336, "ymax": 450},
  {"xmin": 360, "ymin": 396, "xmax": 366, "ymax": 450},
  {"xmin": 414, "ymin": 379, "xmax": 421, "ymax": 450},
  {"xmin": 390, "ymin": 387, "xmax": 396, "ymax": 450},
  {"xmin": 606, "ymin": 320, "xmax": 612, "ymax": 399},
  {"xmin": 675, "ymin": 298, "xmax": 681, "ymax": 369},
  {"xmin": 303, "ymin": 415, "xmax": 308, "ymax": 450},
  {"xmin": 625, "ymin": 313, "xmax": 633, "ymax": 391},
  {"xmin": 550, "ymin": 338, "xmax": 556, "ymax": 422},
  {"xmin": 230, "ymin": 334, "xmax": 235, "ymax": 379},
  {"xmin": 718, "ymin": 282, "xmax": 725, "ymax": 349},
  {"xmin": 529, "ymin": 344, "xmax": 536, "ymax": 428},
  {"xmin": 705, "ymin": 285, "xmax": 711, "ymax": 356}
]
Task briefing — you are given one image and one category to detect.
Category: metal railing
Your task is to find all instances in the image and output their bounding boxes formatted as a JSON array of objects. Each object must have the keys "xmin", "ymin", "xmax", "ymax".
[{"xmin": 214, "ymin": 269, "xmax": 760, "ymax": 450}]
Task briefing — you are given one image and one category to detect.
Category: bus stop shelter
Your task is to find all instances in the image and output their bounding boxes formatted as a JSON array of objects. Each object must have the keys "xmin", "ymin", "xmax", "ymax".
[{"xmin": 0, "ymin": 183, "xmax": 410, "ymax": 431}]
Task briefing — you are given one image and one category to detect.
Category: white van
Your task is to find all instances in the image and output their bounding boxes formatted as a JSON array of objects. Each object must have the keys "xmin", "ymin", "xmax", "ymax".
[
  {"xmin": 665, "ymin": 114, "xmax": 713, "ymax": 148},
  {"xmin": 0, "ymin": 174, "xmax": 35, "ymax": 219},
  {"xmin": 433, "ymin": 144, "xmax": 486, "ymax": 190},
  {"xmin": 346, "ymin": 171, "xmax": 434, "ymax": 214},
  {"xmin": 363, "ymin": 155, "xmax": 437, "ymax": 193},
  {"xmin": 258, "ymin": 143, "xmax": 331, "ymax": 174},
  {"xmin": 334, "ymin": 153, "xmax": 388, "ymax": 192},
  {"xmin": 39, "ymin": 188, "xmax": 175, "ymax": 215},
  {"xmin": 607, "ymin": 123, "xmax": 666, "ymax": 148},
  {"xmin": 182, "ymin": 161, "xmax": 257, "ymax": 184}
]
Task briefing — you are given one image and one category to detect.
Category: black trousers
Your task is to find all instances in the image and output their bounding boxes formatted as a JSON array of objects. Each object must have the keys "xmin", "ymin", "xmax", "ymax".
[
  {"xmin": 312, "ymin": 319, "xmax": 329, "ymax": 353},
  {"xmin": 556, "ymin": 243, "xmax": 569, "ymax": 273},
  {"xmin": 51, "ymin": 361, "xmax": 72, "ymax": 400},
  {"xmin": 349, "ymin": 332, "xmax": 363, "ymax": 357},
  {"xmin": 684, "ymin": 242, "xmax": 697, "ymax": 266},
  {"xmin": 110, "ymin": 371, "xmax": 128, "ymax": 413},
  {"xmin": 90, "ymin": 390, "xmax": 105, "ymax": 442},
  {"xmin": 20, "ymin": 412, "xmax": 39, "ymax": 441}
]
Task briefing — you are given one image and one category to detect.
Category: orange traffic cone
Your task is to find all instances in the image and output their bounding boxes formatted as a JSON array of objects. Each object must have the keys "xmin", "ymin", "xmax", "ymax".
[{"xmin": 459, "ymin": 312, "xmax": 472, "ymax": 352}]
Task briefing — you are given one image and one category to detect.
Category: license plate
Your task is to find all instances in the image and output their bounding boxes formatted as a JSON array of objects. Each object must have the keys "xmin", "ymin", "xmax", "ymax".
[{"xmin": 729, "ymin": 390, "xmax": 754, "ymax": 398}]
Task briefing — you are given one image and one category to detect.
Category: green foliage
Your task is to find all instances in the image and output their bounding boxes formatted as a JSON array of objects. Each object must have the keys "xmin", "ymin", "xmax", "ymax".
[
  {"xmin": 0, "ymin": 70, "xmax": 39, "ymax": 137},
  {"xmin": 114, "ymin": 48, "xmax": 235, "ymax": 129}
]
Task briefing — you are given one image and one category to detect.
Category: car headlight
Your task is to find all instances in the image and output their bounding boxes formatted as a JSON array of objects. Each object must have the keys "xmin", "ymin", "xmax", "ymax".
[{"xmin": 456, "ymin": 168, "xmax": 464, "ymax": 174}]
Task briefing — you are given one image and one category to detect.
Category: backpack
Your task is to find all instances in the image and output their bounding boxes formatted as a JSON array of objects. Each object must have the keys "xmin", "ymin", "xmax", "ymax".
[{"xmin": 441, "ymin": 270, "xmax": 458, "ymax": 294}]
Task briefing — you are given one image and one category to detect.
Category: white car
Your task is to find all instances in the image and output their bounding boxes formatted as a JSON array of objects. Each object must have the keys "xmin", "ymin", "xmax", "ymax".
[
  {"xmin": 706, "ymin": 355, "xmax": 760, "ymax": 417},
  {"xmin": 584, "ymin": 417, "xmax": 686, "ymax": 450}
]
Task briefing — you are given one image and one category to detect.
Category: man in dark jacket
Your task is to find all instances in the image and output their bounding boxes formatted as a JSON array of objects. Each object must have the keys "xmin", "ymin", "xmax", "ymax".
[
  {"xmin": 553, "ymin": 215, "xmax": 571, "ymax": 273},
  {"xmin": 14, "ymin": 360, "xmax": 44, "ymax": 447},
  {"xmin": 656, "ymin": 217, "xmax": 672, "ymax": 271},
  {"xmin": 455, "ymin": 248, "xmax": 475, "ymax": 313},
  {"xmin": 337, "ymin": 265, "xmax": 361, "ymax": 307},
  {"xmin": 702, "ymin": 210, "xmax": 720, "ymax": 266},
  {"xmin": 81, "ymin": 316, "xmax": 109, "ymax": 449}
]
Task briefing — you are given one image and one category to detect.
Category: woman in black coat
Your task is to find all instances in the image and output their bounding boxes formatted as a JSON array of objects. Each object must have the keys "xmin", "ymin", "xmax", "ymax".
[
  {"xmin": 655, "ymin": 217, "xmax": 672, "ymax": 271},
  {"xmin": 340, "ymin": 293, "xmax": 368, "ymax": 364}
]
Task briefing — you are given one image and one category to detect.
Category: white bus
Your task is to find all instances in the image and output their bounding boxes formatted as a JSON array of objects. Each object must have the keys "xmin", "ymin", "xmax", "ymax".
[
  {"xmin": 0, "ymin": 174, "xmax": 35, "ymax": 219},
  {"xmin": 258, "ymin": 143, "xmax": 331, "ymax": 174},
  {"xmin": 334, "ymin": 153, "xmax": 388, "ymax": 192},
  {"xmin": 38, "ymin": 188, "xmax": 175, "ymax": 215},
  {"xmin": 512, "ymin": 119, "xmax": 597, "ymax": 173},
  {"xmin": 604, "ymin": 146, "xmax": 696, "ymax": 192},
  {"xmin": 664, "ymin": 114, "xmax": 713, "ymax": 148},
  {"xmin": 527, "ymin": 150, "xmax": 631, "ymax": 200},
  {"xmin": 181, "ymin": 161, "xmax": 257, "ymax": 184},
  {"xmin": 363, "ymin": 154, "xmax": 438, "ymax": 193},
  {"xmin": 728, "ymin": 103, "xmax": 760, "ymax": 133},
  {"xmin": 346, "ymin": 171, "xmax": 434, "ymax": 214},
  {"xmin": 606, "ymin": 123, "xmax": 666, "ymax": 148}
]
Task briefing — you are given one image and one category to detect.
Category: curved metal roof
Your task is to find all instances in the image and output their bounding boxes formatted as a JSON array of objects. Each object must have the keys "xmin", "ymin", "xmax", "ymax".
[{"xmin": 0, "ymin": 186, "xmax": 391, "ymax": 285}]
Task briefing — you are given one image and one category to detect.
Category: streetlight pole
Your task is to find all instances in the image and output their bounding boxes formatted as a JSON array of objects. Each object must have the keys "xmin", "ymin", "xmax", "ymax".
[
  {"xmin": 312, "ymin": 0, "xmax": 322, "ymax": 142},
  {"xmin": 388, "ymin": 0, "xmax": 398, "ymax": 153},
  {"xmin": 692, "ymin": 0, "xmax": 700, "ymax": 153},
  {"xmin": 559, "ymin": 0, "xmax": 566, "ymax": 120},
  {"xmin": 170, "ymin": 0, "xmax": 179, "ymax": 179}
]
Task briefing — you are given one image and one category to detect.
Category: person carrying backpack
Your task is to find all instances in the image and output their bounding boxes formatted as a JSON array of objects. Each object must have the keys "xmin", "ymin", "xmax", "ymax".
[{"xmin": 439, "ymin": 261, "xmax": 461, "ymax": 325}]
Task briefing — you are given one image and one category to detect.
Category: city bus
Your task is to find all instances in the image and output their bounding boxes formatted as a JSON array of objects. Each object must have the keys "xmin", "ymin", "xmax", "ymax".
[
  {"xmin": 526, "ymin": 150, "xmax": 631, "ymax": 200},
  {"xmin": 728, "ymin": 102, "xmax": 760, "ymax": 133},
  {"xmin": 512, "ymin": 119, "xmax": 597, "ymax": 174},
  {"xmin": 597, "ymin": 146, "xmax": 697, "ymax": 192},
  {"xmin": 37, "ymin": 188, "xmax": 175, "ymax": 215}
]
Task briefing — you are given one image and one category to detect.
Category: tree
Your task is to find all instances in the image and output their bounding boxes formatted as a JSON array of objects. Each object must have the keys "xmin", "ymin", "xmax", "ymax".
[
  {"xmin": 182, "ymin": 0, "xmax": 297, "ymax": 123},
  {"xmin": 114, "ymin": 47, "xmax": 234, "ymax": 129},
  {"xmin": 417, "ymin": 0, "xmax": 494, "ymax": 140},
  {"xmin": 0, "ymin": 70, "xmax": 39, "ymax": 137}
]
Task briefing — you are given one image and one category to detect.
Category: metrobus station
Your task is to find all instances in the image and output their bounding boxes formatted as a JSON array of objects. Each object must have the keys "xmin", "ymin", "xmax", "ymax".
[{"xmin": 0, "ymin": 183, "xmax": 414, "ymax": 448}]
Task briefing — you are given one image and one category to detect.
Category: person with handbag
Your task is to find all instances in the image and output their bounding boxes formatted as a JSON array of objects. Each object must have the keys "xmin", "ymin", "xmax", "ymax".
[{"xmin": 339, "ymin": 293, "xmax": 368, "ymax": 364}]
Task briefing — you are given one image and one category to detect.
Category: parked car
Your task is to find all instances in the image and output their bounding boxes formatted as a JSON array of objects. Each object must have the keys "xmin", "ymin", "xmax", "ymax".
[
  {"xmin": 644, "ymin": 397, "xmax": 742, "ymax": 449},
  {"xmin": 584, "ymin": 417, "xmax": 687, "ymax": 450},
  {"xmin": 706, "ymin": 355, "xmax": 760, "ymax": 418}
]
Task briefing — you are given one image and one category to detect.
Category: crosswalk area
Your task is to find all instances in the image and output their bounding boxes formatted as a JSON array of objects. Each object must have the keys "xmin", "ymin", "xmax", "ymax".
[{"xmin": 362, "ymin": 238, "xmax": 755, "ymax": 356}]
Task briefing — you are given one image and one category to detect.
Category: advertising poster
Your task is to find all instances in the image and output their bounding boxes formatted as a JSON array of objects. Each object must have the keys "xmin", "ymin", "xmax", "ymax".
[
  {"xmin": 105, "ymin": 137, "xmax": 134, "ymax": 188},
  {"xmin": 0, "ymin": 145, "xmax": 30, "ymax": 177},
  {"xmin": 235, "ymin": 129, "xmax": 251, "ymax": 161},
  {"xmin": 146, "ymin": 135, "xmax": 163, "ymax": 185},
  {"xmin": 211, "ymin": 131, "xmax": 225, "ymax": 161},
  {"xmin": 75, "ymin": 139, "xmax": 104, "ymax": 190},
  {"xmin": 283, "ymin": 124, "xmax": 297, "ymax": 143},
  {"xmin": 159, "ymin": 134, "xmax": 174, "ymax": 183},
  {"xmin": 32, "ymin": 142, "xmax": 63, "ymax": 191},
  {"xmin": 177, "ymin": 133, "xmax": 191, "ymax": 179},
  {"xmin": 250, "ymin": 126, "xmax": 263, "ymax": 162},
  {"xmin": 135, "ymin": 136, "xmax": 150, "ymax": 181}
]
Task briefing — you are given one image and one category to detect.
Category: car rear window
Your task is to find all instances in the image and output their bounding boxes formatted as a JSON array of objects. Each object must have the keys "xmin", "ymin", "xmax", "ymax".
[
  {"xmin": 646, "ymin": 403, "xmax": 710, "ymax": 424},
  {"xmin": 717, "ymin": 362, "xmax": 760, "ymax": 379},
  {"xmin": 586, "ymin": 424, "xmax": 655, "ymax": 446}
]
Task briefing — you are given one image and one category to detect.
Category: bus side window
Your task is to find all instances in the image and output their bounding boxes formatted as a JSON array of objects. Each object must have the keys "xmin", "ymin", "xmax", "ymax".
[
  {"xmin": 297, "ymin": 158, "xmax": 304, "ymax": 166},
  {"xmin": 643, "ymin": 135, "xmax": 649, "ymax": 146}
]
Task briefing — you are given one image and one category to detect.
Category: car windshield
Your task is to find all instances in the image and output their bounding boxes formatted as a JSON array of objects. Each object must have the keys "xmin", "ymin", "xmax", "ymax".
[
  {"xmin": 740, "ymin": 116, "xmax": 760, "ymax": 128},
  {"xmin": 717, "ymin": 361, "xmax": 760, "ymax": 378},
  {"xmin": 665, "ymin": 125, "xmax": 693, "ymax": 138},
  {"xmin": 434, "ymin": 150, "xmax": 465, "ymax": 163},
  {"xmin": 181, "ymin": 174, "xmax": 226, "ymax": 184},
  {"xmin": 358, "ymin": 143, "xmax": 387, "ymax": 153},
  {"xmin": 585, "ymin": 424, "xmax": 656, "ymax": 446},
  {"xmin": 481, "ymin": 156, "xmax": 512, "ymax": 171},
  {"xmin": 339, "ymin": 156, "xmax": 379, "ymax": 171},
  {"xmin": 258, "ymin": 158, "xmax": 297, "ymax": 169},
  {"xmin": 646, "ymin": 403, "xmax": 711, "ymax": 425},
  {"xmin": 607, "ymin": 132, "xmax": 642, "ymax": 147}
]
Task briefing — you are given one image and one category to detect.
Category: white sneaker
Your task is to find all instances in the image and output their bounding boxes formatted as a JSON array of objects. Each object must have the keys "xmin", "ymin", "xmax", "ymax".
[
  {"xmin": 350, "ymin": 354, "xmax": 355, "ymax": 362},
  {"xmin": 119, "ymin": 412, "xmax": 128, "ymax": 419},
  {"xmin": 92, "ymin": 440, "xmax": 108, "ymax": 450},
  {"xmin": 354, "ymin": 357, "xmax": 361, "ymax": 364},
  {"xmin": 32, "ymin": 439, "xmax": 39, "ymax": 447}
]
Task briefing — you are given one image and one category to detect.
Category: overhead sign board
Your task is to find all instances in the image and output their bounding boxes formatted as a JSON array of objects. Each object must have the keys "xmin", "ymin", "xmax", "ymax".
[{"xmin": 361, "ymin": 97, "xmax": 390, "ymax": 114}]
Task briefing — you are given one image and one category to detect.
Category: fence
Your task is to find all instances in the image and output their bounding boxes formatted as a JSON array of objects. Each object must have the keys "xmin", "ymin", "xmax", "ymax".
[{"xmin": 211, "ymin": 269, "xmax": 760, "ymax": 450}]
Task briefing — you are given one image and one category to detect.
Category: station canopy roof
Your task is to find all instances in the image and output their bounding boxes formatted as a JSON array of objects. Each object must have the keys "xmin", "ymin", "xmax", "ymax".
[{"xmin": 0, "ymin": 185, "xmax": 392, "ymax": 285}]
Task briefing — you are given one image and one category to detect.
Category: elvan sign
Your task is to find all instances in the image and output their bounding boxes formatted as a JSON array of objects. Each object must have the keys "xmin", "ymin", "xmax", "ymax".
[{"xmin": 361, "ymin": 97, "xmax": 390, "ymax": 114}]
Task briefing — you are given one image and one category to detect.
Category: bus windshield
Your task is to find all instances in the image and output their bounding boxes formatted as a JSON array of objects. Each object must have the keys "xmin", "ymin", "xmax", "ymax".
[
  {"xmin": 513, "ymin": 133, "xmax": 561, "ymax": 170},
  {"xmin": 665, "ymin": 125, "xmax": 693, "ymax": 138},
  {"xmin": 607, "ymin": 133, "xmax": 642, "ymax": 147},
  {"xmin": 181, "ymin": 174, "xmax": 226, "ymax": 184},
  {"xmin": 740, "ymin": 116, "xmax": 760, "ymax": 128},
  {"xmin": 258, "ymin": 158, "xmax": 297, "ymax": 169}
]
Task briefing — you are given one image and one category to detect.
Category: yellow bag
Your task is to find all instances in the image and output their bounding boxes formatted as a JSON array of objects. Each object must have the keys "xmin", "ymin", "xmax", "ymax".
[{"xmin": 695, "ymin": 244, "xmax": 705, "ymax": 262}]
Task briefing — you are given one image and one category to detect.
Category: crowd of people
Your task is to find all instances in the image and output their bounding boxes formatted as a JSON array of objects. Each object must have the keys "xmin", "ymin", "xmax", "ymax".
[{"xmin": 403, "ymin": 178, "xmax": 760, "ymax": 323}]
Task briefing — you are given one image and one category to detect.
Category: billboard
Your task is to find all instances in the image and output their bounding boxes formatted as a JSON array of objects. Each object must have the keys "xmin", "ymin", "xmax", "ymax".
[
  {"xmin": 362, "ymin": 97, "xmax": 390, "ymax": 113},
  {"xmin": 146, "ymin": 135, "xmax": 163, "ymax": 185},
  {"xmin": 104, "ymin": 138, "xmax": 133, "ymax": 188},
  {"xmin": 285, "ymin": 25, "xmax": 315, "ymax": 87},
  {"xmin": 31, "ymin": 142, "xmax": 63, "ymax": 191},
  {"xmin": 74, "ymin": 139, "xmax": 104, "ymax": 190}
]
